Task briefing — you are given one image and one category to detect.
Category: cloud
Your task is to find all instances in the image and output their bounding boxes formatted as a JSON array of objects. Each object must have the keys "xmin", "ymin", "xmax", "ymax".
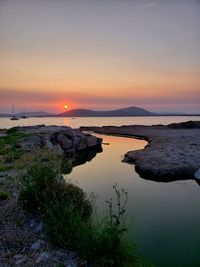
[{"xmin": 136, "ymin": 2, "xmax": 156, "ymax": 10}]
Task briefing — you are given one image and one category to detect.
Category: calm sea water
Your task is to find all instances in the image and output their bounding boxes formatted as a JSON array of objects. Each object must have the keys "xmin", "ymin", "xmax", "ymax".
[
  {"xmin": 0, "ymin": 115, "xmax": 200, "ymax": 129},
  {"xmin": 1, "ymin": 116, "xmax": 200, "ymax": 266}
]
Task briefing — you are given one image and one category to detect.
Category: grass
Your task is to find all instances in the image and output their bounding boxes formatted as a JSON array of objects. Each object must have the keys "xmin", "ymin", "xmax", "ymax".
[
  {"xmin": 0, "ymin": 127, "xmax": 33, "ymax": 163},
  {"xmin": 17, "ymin": 149, "xmax": 159, "ymax": 267},
  {"xmin": 17, "ymin": 150, "xmax": 138, "ymax": 267},
  {"xmin": 0, "ymin": 164, "xmax": 13, "ymax": 172},
  {"xmin": 0, "ymin": 129, "xmax": 22, "ymax": 162},
  {"xmin": 0, "ymin": 191, "xmax": 10, "ymax": 200}
]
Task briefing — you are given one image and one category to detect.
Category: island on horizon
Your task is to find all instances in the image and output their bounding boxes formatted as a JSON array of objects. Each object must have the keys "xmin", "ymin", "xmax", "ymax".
[{"xmin": 0, "ymin": 106, "xmax": 199, "ymax": 118}]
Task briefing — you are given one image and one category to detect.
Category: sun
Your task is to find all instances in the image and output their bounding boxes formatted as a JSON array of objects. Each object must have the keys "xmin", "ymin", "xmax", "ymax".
[{"xmin": 64, "ymin": 105, "xmax": 68, "ymax": 109}]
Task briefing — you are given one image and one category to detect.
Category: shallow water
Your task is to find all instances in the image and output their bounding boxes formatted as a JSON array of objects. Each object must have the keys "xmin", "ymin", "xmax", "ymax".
[
  {"xmin": 0, "ymin": 115, "xmax": 199, "ymax": 129},
  {"xmin": 1, "ymin": 116, "xmax": 200, "ymax": 266},
  {"xmin": 64, "ymin": 133, "xmax": 200, "ymax": 267}
]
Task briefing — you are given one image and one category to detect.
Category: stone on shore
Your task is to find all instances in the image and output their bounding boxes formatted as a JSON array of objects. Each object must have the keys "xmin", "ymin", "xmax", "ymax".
[
  {"xmin": 80, "ymin": 121, "xmax": 200, "ymax": 181},
  {"xmin": 16, "ymin": 125, "xmax": 102, "ymax": 155},
  {"xmin": 194, "ymin": 169, "xmax": 200, "ymax": 180}
]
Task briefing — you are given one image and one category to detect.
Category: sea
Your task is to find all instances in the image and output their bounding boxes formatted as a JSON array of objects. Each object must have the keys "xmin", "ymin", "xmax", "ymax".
[{"xmin": 1, "ymin": 116, "xmax": 200, "ymax": 267}]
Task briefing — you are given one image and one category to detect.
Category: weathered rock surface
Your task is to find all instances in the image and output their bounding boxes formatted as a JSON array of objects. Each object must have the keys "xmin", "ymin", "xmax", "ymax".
[
  {"xmin": 14, "ymin": 125, "xmax": 102, "ymax": 155},
  {"xmin": 80, "ymin": 121, "xmax": 200, "ymax": 181},
  {"xmin": 0, "ymin": 204, "xmax": 79, "ymax": 267},
  {"xmin": 194, "ymin": 169, "xmax": 200, "ymax": 180}
]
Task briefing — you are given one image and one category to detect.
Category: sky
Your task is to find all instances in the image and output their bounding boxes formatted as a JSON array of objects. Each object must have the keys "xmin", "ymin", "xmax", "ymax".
[{"xmin": 0, "ymin": 0, "xmax": 199, "ymax": 113}]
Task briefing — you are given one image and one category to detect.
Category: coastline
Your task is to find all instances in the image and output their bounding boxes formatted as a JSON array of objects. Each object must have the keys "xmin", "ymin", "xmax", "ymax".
[
  {"xmin": 80, "ymin": 121, "xmax": 200, "ymax": 181},
  {"xmin": 0, "ymin": 126, "xmax": 102, "ymax": 266},
  {"xmin": 1, "ymin": 121, "xmax": 200, "ymax": 266}
]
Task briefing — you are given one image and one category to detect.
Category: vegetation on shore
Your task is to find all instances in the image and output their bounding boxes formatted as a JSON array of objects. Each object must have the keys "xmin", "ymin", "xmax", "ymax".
[
  {"xmin": 0, "ymin": 127, "xmax": 157, "ymax": 266},
  {"xmin": 0, "ymin": 191, "xmax": 10, "ymax": 200},
  {"xmin": 0, "ymin": 127, "xmax": 32, "ymax": 167},
  {"xmin": 17, "ymin": 150, "xmax": 137, "ymax": 267}
]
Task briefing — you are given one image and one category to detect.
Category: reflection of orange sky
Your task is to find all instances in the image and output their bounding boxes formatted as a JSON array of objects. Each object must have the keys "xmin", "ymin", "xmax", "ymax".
[
  {"xmin": 63, "ymin": 117, "xmax": 70, "ymax": 126},
  {"xmin": 96, "ymin": 134, "xmax": 147, "ymax": 156}
]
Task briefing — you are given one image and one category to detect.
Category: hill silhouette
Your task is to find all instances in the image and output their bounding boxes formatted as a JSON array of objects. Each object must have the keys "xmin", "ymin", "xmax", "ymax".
[{"xmin": 58, "ymin": 106, "xmax": 154, "ymax": 117}]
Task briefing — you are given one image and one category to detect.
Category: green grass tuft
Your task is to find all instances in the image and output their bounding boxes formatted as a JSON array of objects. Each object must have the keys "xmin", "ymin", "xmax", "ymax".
[
  {"xmin": 18, "ymin": 149, "xmax": 156, "ymax": 267},
  {"xmin": 0, "ymin": 191, "xmax": 10, "ymax": 200}
]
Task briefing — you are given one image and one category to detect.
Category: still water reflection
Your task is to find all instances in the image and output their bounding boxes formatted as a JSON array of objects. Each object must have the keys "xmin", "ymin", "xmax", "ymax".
[{"xmin": 65, "ymin": 134, "xmax": 200, "ymax": 267}]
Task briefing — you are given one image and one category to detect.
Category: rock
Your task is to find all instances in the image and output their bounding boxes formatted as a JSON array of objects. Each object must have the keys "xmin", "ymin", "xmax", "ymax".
[
  {"xmin": 81, "ymin": 123, "xmax": 200, "ymax": 181},
  {"xmin": 57, "ymin": 134, "xmax": 73, "ymax": 149},
  {"xmin": 14, "ymin": 254, "xmax": 26, "ymax": 265},
  {"xmin": 30, "ymin": 239, "xmax": 44, "ymax": 251},
  {"xmin": 36, "ymin": 252, "xmax": 50, "ymax": 264},
  {"xmin": 19, "ymin": 135, "xmax": 42, "ymax": 151},
  {"xmin": 194, "ymin": 169, "xmax": 200, "ymax": 179},
  {"xmin": 53, "ymin": 143, "xmax": 64, "ymax": 156},
  {"xmin": 43, "ymin": 135, "xmax": 54, "ymax": 149},
  {"xmin": 16, "ymin": 125, "xmax": 102, "ymax": 156},
  {"xmin": 77, "ymin": 137, "xmax": 88, "ymax": 150},
  {"xmin": 38, "ymin": 126, "xmax": 75, "ymax": 139},
  {"xmin": 0, "ymin": 240, "xmax": 4, "ymax": 250},
  {"xmin": 123, "ymin": 149, "xmax": 143, "ymax": 163},
  {"xmin": 86, "ymin": 134, "xmax": 100, "ymax": 147},
  {"xmin": 36, "ymin": 222, "xmax": 44, "ymax": 233},
  {"xmin": 29, "ymin": 219, "xmax": 37, "ymax": 228},
  {"xmin": 73, "ymin": 134, "xmax": 81, "ymax": 148}
]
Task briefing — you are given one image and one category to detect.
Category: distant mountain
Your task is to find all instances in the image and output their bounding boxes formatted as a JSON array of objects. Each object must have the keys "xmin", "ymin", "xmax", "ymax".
[
  {"xmin": 0, "ymin": 107, "xmax": 199, "ymax": 118},
  {"xmin": 0, "ymin": 111, "xmax": 55, "ymax": 117},
  {"xmin": 16, "ymin": 111, "xmax": 55, "ymax": 117},
  {"xmin": 58, "ymin": 106, "xmax": 155, "ymax": 117},
  {"xmin": 0, "ymin": 113, "xmax": 10, "ymax": 117}
]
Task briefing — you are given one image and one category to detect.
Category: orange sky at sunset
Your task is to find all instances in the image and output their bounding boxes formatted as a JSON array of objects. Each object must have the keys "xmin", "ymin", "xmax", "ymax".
[{"xmin": 0, "ymin": 0, "xmax": 199, "ymax": 113}]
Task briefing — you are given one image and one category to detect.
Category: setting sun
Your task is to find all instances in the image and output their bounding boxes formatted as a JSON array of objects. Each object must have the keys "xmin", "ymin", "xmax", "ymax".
[{"xmin": 64, "ymin": 105, "xmax": 68, "ymax": 109}]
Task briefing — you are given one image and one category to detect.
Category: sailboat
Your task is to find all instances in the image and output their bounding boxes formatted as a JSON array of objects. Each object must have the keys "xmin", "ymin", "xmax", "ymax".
[
  {"xmin": 10, "ymin": 105, "xmax": 19, "ymax": 120},
  {"xmin": 20, "ymin": 108, "xmax": 28, "ymax": 119}
]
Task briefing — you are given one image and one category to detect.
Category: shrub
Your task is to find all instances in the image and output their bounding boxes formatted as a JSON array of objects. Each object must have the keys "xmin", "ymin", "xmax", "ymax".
[
  {"xmin": 18, "ymin": 150, "xmax": 62, "ymax": 213},
  {"xmin": 77, "ymin": 184, "xmax": 136, "ymax": 267},
  {"xmin": 18, "ymin": 150, "xmax": 93, "ymax": 216},
  {"xmin": 6, "ymin": 127, "xmax": 18, "ymax": 134},
  {"xmin": 0, "ymin": 128, "xmax": 25, "ymax": 163},
  {"xmin": 0, "ymin": 164, "xmax": 12, "ymax": 172},
  {"xmin": 0, "ymin": 191, "xmax": 10, "ymax": 200},
  {"xmin": 18, "ymin": 150, "xmax": 137, "ymax": 267},
  {"xmin": 45, "ymin": 183, "xmax": 135, "ymax": 267}
]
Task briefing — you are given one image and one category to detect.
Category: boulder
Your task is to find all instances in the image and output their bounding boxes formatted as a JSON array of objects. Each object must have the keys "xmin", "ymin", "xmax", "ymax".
[
  {"xmin": 57, "ymin": 134, "xmax": 73, "ymax": 149},
  {"xmin": 16, "ymin": 125, "xmax": 102, "ymax": 156}
]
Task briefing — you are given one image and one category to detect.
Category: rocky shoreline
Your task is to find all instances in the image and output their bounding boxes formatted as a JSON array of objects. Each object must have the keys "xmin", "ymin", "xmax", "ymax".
[
  {"xmin": 0, "ymin": 125, "xmax": 102, "ymax": 267},
  {"xmin": 1, "ymin": 121, "xmax": 200, "ymax": 266},
  {"xmin": 14, "ymin": 125, "xmax": 102, "ymax": 155},
  {"xmin": 80, "ymin": 120, "xmax": 200, "ymax": 182}
]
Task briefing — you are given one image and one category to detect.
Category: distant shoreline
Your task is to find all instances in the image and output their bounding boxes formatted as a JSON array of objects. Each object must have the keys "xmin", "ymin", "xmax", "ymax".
[
  {"xmin": 0, "ymin": 106, "xmax": 199, "ymax": 118},
  {"xmin": 0, "ymin": 114, "xmax": 200, "ymax": 118}
]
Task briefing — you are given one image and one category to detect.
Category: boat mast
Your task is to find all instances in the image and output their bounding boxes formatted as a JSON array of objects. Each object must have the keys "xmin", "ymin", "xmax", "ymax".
[{"xmin": 12, "ymin": 104, "xmax": 14, "ymax": 117}]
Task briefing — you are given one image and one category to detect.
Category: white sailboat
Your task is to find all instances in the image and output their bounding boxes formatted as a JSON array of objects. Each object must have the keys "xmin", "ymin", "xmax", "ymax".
[{"xmin": 10, "ymin": 104, "xmax": 19, "ymax": 120}]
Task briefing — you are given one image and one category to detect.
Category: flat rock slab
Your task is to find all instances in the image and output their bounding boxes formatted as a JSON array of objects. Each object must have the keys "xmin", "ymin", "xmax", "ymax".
[{"xmin": 80, "ymin": 121, "xmax": 200, "ymax": 181}]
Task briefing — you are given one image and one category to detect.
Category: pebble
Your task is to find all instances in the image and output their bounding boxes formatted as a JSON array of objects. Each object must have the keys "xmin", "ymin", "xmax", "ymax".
[
  {"xmin": 194, "ymin": 169, "xmax": 200, "ymax": 179},
  {"xmin": 30, "ymin": 239, "xmax": 44, "ymax": 251},
  {"xmin": 14, "ymin": 254, "xmax": 26, "ymax": 265},
  {"xmin": 36, "ymin": 252, "xmax": 50, "ymax": 264}
]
